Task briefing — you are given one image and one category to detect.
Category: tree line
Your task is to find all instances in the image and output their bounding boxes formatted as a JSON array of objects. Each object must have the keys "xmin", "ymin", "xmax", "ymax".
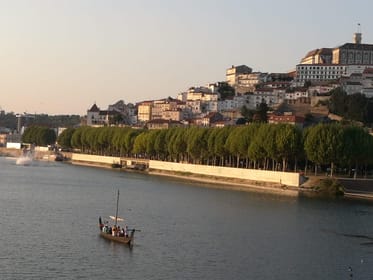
[
  {"xmin": 58, "ymin": 124, "xmax": 373, "ymax": 177},
  {"xmin": 22, "ymin": 126, "xmax": 57, "ymax": 146},
  {"xmin": 0, "ymin": 112, "xmax": 81, "ymax": 131}
]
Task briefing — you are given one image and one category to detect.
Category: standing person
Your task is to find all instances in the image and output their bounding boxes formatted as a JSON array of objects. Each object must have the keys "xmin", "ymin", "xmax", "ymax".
[
  {"xmin": 99, "ymin": 217, "xmax": 104, "ymax": 231},
  {"xmin": 124, "ymin": 225, "xmax": 128, "ymax": 238}
]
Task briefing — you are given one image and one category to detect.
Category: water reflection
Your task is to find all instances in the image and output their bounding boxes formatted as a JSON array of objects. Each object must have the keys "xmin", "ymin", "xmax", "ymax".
[{"xmin": 0, "ymin": 157, "xmax": 372, "ymax": 280}]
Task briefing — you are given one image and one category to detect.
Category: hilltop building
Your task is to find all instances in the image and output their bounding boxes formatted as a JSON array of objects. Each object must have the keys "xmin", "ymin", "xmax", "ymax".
[
  {"xmin": 83, "ymin": 29, "xmax": 373, "ymax": 129},
  {"xmin": 296, "ymin": 29, "xmax": 373, "ymax": 85}
]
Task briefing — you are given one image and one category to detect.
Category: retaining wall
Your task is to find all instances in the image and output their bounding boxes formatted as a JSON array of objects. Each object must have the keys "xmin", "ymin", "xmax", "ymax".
[
  {"xmin": 71, "ymin": 153, "xmax": 121, "ymax": 166},
  {"xmin": 149, "ymin": 160, "xmax": 300, "ymax": 187},
  {"xmin": 69, "ymin": 153, "xmax": 300, "ymax": 187}
]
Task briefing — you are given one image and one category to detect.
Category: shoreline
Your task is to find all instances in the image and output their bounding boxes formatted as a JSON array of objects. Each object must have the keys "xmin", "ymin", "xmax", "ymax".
[
  {"xmin": 68, "ymin": 158, "xmax": 299, "ymax": 196},
  {"xmin": 2, "ymin": 148, "xmax": 372, "ymax": 200},
  {"xmin": 148, "ymin": 169, "xmax": 299, "ymax": 196},
  {"xmin": 61, "ymin": 157, "xmax": 373, "ymax": 201}
]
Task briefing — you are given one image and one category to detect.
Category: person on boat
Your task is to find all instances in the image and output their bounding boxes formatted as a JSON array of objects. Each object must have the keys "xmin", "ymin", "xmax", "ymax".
[
  {"xmin": 113, "ymin": 225, "xmax": 118, "ymax": 237},
  {"xmin": 124, "ymin": 225, "xmax": 128, "ymax": 238},
  {"xmin": 99, "ymin": 217, "xmax": 104, "ymax": 231}
]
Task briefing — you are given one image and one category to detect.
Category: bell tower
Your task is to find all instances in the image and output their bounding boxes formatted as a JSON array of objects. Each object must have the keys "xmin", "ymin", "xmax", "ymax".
[{"xmin": 354, "ymin": 23, "xmax": 362, "ymax": 44}]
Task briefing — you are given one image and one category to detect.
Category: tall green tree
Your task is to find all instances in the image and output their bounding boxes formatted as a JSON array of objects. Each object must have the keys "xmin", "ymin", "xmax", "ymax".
[
  {"xmin": 346, "ymin": 93, "xmax": 368, "ymax": 122},
  {"xmin": 22, "ymin": 126, "xmax": 56, "ymax": 146},
  {"xmin": 214, "ymin": 126, "xmax": 232, "ymax": 166},
  {"xmin": 133, "ymin": 131, "xmax": 149, "ymax": 156},
  {"xmin": 255, "ymin": 102, "xmax": 269, "ymax": 123},
  {"xmin": 154, "ymin": 129, "xmax": 168, "ymax": 160},
  {"xmin": 207, "ymin": 128, "xmax": 220, "ymax": 166},
  {"xmin": 304, "ymin": 124, "xmax": 343, "ymax": 176},
  {"xmin": 275, "ymin": 124, "xmax": 303, "ymax": 172},
  {"xmin": 328, "ymin": 87, "xmax": 347, "ymax": 116},
  {"xmin": 57, "ymin": 128, "xmax": 76, "ymax": 149},
  {"xmin": 248, "ymin": 125, "xmax": 269, "ymax": 169},
  {"xmin": 261, "ymin": 124, "xmax": 280, "ymax": 170},
  {"xmin": 187, "ymin": 127, "xmax": 208, "ymax": 164},
  {"xmin": 341, "ymin": 126, "xmax": 372, "ymax": 178}
]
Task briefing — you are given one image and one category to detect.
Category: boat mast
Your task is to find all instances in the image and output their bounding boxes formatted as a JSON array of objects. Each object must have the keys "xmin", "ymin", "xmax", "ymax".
[{"xmin": 115, "ymin": 189, "xmax": 119, "ymax": 226}]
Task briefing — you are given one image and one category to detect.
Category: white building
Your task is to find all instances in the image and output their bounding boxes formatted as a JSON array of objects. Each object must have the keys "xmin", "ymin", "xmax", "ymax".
[
  {"xmin": 177, "ymin": 86, "xmax": 217, "ymax": 102},
  {"xmin": 218, "ymin": 95, "xmax": 252, "ymax": 111},
  {"xmin": 295, "ymin": 64, "xmax": 347, "ymax": 85},
  {"xmin": 285, "ymin": 89, "xmax": 309, "ymax": 100},
  {"xmin": 235, "ymin": 72, "xmax": 268, "ymax": 94},
  {"xmin": 226, "ymin": 65, "xmax": 252, "ymax": 87},
  {"xmin": 252, "ymin": 88, "xmax": 285, "ymax": 107}
]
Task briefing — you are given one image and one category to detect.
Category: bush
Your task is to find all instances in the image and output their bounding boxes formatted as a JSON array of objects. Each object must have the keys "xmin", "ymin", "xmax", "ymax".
[{"xmin": 313, "ymin": 178, "xmax": 345, "ymax": 196}]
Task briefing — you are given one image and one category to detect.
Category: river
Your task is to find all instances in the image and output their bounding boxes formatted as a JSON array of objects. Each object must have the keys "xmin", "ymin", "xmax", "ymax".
[{"xmin": 0, "ymin": 157, "xmax": 372, "ymax": 279}]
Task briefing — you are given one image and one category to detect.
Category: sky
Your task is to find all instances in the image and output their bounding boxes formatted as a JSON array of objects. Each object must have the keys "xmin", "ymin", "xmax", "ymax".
[{"xmin": 1, "ymin": 0, "xmax": 373, "ymax": 115}]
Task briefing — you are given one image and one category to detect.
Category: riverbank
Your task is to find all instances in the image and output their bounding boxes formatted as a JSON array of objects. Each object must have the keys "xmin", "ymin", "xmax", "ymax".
[
  {"xmin": 148, "ymin": 169, "xmax": 299, "ymax": 196},
  {"xmin": 300, "ymin": 175, "xmax": 373, "ymax": 200},
  {"xmin": 67, "ymin": 153, "xmax": 373, "ymax": 200},
  {"xmin": 65, "ymin": 156, "xmax": 298, "ymax": 196},
  {"xmin": 2, "ymin": 147, "xmax": 372, "ymax": 200},
  {"xmin": 0, "ymin": 147, "xmax": 60, "ymax": 162}
]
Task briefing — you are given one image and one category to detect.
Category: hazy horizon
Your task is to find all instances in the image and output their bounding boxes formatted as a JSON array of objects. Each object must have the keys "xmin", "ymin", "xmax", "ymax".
[{"xmin": 1, "ymin": 0, "xmax": 373, "ymax": 115}]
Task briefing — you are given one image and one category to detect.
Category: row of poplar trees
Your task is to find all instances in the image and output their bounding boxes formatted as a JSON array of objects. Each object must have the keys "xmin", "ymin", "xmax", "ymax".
[
  {"xmin": 22, "ymin": 126, "xmax": 57, "ymax": 147},
  {"xmin": 57, "ymin": 123, "xmax": 373, "ymax": 177}
]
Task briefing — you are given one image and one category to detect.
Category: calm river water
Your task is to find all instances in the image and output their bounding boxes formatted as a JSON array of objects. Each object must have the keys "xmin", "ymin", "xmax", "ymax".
[{"xmin": 0, "ymin": 157, "xmax": 372, "ymax": 279}]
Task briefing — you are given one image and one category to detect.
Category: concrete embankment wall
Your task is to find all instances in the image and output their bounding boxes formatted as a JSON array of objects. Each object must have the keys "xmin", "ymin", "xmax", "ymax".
[
  {"xmin": 71, "ymin": 153, "xmax": 121, "ymax": 166},
  {"xmin": 68, "ymin": 153, "xmax": 300, "ymax": 187},
  {"xmin": 149, "ymin": 160, "xmax": 300, "ymax": 187}
]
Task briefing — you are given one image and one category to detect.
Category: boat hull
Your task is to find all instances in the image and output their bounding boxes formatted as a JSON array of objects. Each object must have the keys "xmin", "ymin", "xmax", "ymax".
[{"xmin": 99, "ymin": 232, "xmax": 133, "ymax": 245}]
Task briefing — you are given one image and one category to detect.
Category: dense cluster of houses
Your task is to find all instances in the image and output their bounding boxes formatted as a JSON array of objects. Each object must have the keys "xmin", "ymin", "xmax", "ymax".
[{"xmin": 86, "ymin": 30, "xmax": 373, "ymax": 129}]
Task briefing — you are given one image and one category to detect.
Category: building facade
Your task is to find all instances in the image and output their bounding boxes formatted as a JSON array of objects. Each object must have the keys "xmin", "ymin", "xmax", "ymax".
[
  {"xmin": 296, "ymin": 31, "xmax": 373, "ymax": 85},
  {"xmin": 226, "ymin": 65, "xmax": 252, "ymax": 87}
]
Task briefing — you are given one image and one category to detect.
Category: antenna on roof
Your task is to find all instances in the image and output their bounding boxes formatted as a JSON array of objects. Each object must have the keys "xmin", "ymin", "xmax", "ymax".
[{"xmin": 357, "ymin": 23, "xmax": 361, "ymax": 33}]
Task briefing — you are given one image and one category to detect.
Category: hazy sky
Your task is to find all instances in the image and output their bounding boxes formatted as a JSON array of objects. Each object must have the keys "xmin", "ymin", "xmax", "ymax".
[{"xmin": 1, "ymin": 0, "xmax": 373, "ymax": 115}]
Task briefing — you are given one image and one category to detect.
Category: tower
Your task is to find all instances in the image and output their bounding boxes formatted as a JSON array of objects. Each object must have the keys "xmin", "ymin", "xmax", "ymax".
[{"xmin": 354, "ymin": 23, "xmax": 362, "ymax": 44}]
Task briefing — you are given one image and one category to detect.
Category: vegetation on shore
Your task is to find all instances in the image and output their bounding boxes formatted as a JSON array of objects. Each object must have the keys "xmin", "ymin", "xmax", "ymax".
[
  {"xmin": 22, "ymin": 126, "xmax": 57, "ymax": 146},
  {"xmin": 57, "ymin": 123, "xmax": 373, "ymax": 178},
  {"xmin": 328, "ymin": 88, "xmax": 373, "ymax": 126},
  {"xmin": 0, "ymin": 113, "xmax": 80, "ymax": 131},
  {"xmin": 310, "ymin": 178, "xmax": 345, "ymax": 197}
]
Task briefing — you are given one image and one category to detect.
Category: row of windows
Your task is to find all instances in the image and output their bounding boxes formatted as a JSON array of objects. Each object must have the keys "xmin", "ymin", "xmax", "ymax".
[
  {"xmin": 298, "ymin": 75, "xmax": 338, "ymax": 79},
  {"xmin": 298, "ymin": 71, "xmax": 343, "ymax": 75},
  {"xmin": 298, "ymin": 66, "xmax": 344, "ymax": 70}
]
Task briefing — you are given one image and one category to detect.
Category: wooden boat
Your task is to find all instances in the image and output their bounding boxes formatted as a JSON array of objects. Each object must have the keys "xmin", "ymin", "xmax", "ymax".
[
  {"xmin": 98, "ymin": 224, "xmax": 135, "ymax": 247},
  {"xmin": 98, "ymin": 190, "xmax": 136, "ymax": 248}
]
